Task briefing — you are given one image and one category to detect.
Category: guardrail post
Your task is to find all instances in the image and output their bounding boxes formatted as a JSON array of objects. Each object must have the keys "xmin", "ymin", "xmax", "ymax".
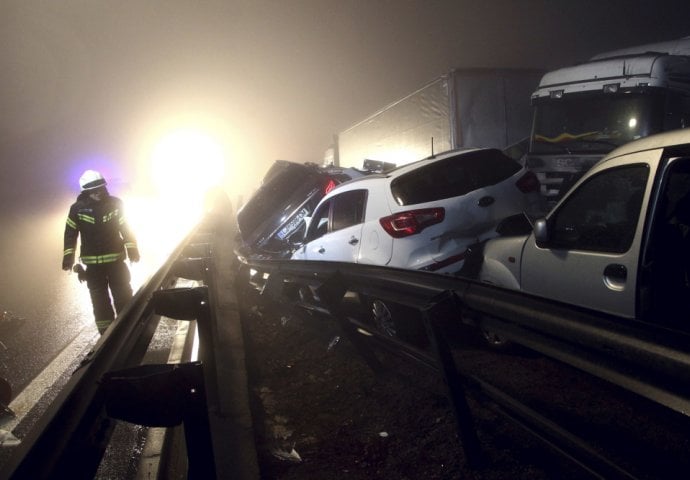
[
  {"xmin": 150, "ymin": 286, "xmax": 220, "ymax": 477},
  {"xmin": 183, "ymin": 241, "xmax": 212, "ymax": 259},
  {"xmin": 171, "ymin": 257, "xmax": 209, "ymax": 281},
  {"xmin": 422, "ymin": 290, "xmax": 484, "ymax": 468},
  {"xmin": 102, "ymin": 362, "xmax": 216, "ymax": 480},
  {"xmin": 316, "ymin": 271, "xmax": 386, "ymax": 374}
]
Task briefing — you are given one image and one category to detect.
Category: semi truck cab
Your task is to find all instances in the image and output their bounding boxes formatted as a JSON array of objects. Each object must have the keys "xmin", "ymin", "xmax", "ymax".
[{"xmin": 527, "ymin": 37, "xmax": 690, "ymax": 211}]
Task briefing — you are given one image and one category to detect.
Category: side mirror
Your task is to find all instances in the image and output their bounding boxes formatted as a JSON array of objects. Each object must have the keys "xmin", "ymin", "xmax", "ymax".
[{"xmin": 533, "ymin": 218, "xmax": 549, "ymax": 248}]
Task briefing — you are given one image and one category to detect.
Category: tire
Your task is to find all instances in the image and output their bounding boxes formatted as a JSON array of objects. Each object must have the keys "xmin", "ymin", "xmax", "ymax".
[{"xmin": 370, "ymin": 299, "xmax": 398, "ymax": 338}]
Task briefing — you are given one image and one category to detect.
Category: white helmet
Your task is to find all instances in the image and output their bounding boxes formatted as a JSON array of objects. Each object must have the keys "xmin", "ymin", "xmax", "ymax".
[{"xmin": 79, "ymin": 170, "xmax": 107, "ymax": 191}]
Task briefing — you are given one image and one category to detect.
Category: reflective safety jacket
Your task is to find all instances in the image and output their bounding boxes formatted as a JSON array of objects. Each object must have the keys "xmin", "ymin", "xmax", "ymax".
[{"xmin": 63, "ymin": 192, "xmax": 139, "ymax": 266}]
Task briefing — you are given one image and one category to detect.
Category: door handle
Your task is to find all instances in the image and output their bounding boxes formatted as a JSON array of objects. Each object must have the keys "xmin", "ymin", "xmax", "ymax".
[
  {"xmin": 348, "ymin": 236, "xmax": 359, "ymax": 245},
  {"xmin": 318, "ymin": 247, "xmax": 325, "ymax": 254},
  {"xmin": 478, "ymin": 196, "xmax": 495, "ymax": 207}
]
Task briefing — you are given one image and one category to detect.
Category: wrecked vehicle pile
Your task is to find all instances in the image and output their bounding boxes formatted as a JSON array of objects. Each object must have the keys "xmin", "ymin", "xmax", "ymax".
[
  {"xmin": 235, "ymin": 160, "xmax": 368, "ymax": 261},
  {"xmin": 233, "ymin": 137, "xmax": 690, "ymax": 479}
]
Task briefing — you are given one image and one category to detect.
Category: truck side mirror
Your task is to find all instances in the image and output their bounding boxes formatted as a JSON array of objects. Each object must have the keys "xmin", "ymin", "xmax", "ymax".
[{"xmin": 533, "ymin": 218, "xmax": 549, "ymax": 248}]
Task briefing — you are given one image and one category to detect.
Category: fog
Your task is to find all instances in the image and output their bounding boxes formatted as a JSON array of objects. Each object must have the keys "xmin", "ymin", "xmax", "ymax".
[
  {"xmin": 3, "ymin": 1, "xmax": 690, "ymax": 200},
  {"xmin": 1, "ymin": 0, "xmax": 689, "ymax": 338}
]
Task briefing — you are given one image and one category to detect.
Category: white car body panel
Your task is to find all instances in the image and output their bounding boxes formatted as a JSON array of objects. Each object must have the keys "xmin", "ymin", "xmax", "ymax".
[
  {"xmin": 294, "ymin": 148, "xmax": 540, "ymax": 275},
  {"xmin": 520, "ymin": 240, "xmax": 638, "ymax": 317},
  {"xmin": 358, "ymin": 182, "xmax": 394, "ymax": 265},
  {"xmin": 479, "ymin": 236, "xmax": 526, "ymax": 289},
  {"xmin": 480, "ymin": 146, "xmax": 664, "ymax": 318},
  {"xmin": 301, "ymin": 222, "xmax": 364, "ymax": 263}
]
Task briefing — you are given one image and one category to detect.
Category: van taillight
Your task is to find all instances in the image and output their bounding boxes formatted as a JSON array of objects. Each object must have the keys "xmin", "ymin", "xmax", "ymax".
[
  {"xmin": 379, "ymin": 208, "xmax": 445, "ymax": 238},
  {"xmin": 516, "ymin": 170, "xmax": 540, "ymax": 193},
  {"xmin": 324, "ymin": 179, "xmax": 337, "ymax": 194}
]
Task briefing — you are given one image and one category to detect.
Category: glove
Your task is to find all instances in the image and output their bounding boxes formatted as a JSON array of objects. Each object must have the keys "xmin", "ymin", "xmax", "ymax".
[
  {"xmin": 62, "ymin": 257, "xmax": 74, "ymax": 271},
  {"xmin": 72, "ymin": 264, "xmax": 87, "ymax": 283},
  {"xmin": 128, "ymin": 248, "xmax": 140, "ymax": 263}
]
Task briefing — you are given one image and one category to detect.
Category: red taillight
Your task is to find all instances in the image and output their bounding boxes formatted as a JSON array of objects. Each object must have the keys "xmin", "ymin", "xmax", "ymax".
[
  {"xmin": 379, "ymin": 208, "xmax": 445, "ymax": 238},
  {"xmin": 516, "ymin": 170, "xmax": 540, "ymax": 193},
  {"xmin": 324, "ymin": 179, "xmax": 337, "ymax": 194}
]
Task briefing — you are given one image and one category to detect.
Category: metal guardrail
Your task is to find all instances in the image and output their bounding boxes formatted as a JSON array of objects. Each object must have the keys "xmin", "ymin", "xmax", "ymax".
[
  {"xmin": 0, "ymin": 221, "xmax": 216, "ymax": 480},
  {"xmin": 4, "ymin": 222, "xmax": 690, "ymax": 478},
  {"xmin": 238, "ymin": 257, "xmax": 690, "ymax": 479}
]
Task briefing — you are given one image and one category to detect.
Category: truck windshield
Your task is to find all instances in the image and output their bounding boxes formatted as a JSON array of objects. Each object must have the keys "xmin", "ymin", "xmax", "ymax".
[{"xmin": 531, "ymin": 91, "xmax": 666, "ymax": 155}]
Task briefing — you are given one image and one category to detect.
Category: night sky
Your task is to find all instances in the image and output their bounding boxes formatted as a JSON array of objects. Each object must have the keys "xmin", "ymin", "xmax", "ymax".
[{"xmin": 2, "ymin": 0, "xmax": 690, "ymax": 202}]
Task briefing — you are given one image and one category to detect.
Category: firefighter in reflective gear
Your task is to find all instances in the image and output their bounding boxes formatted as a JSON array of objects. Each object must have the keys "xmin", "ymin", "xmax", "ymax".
[{"xmin": 62, "ymin": 170, "xmax": 140, "ymax": 334}]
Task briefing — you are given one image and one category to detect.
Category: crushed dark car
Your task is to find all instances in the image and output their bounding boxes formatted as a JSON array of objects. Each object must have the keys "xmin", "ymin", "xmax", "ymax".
[{"xmin": 235, "ymin": 160, "xmax": 367, "ymax": 260}]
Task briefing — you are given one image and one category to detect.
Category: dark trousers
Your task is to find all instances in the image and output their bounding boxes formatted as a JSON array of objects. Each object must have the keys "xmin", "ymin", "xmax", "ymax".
[{"xmin": 85, "ymin": 261, "xmax": 133, "ymax": 334}]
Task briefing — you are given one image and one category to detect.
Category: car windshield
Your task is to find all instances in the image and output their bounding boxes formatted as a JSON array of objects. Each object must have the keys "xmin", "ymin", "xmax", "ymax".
[
  {"xmin": 531, "ymin": 91, "xmax": 666, "ymax": 155},
  {"xmin": 390, "ymin": 149, "xmax": 521, "ymax": 206}
]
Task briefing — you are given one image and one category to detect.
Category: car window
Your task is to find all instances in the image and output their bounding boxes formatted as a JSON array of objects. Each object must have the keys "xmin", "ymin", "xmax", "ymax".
[
  {"xmin": 306, "ymin": 190, "xmax": 368, "ymax": 243},
  {"xmin": 642, "ymin": 157, "xmax": 690, "ymax": 328},
  {"xmin": 331, "ymin": 190, "xmax": 367, "ymax": 231},
  {"xmin": 390, "ymin": 149, "xmax": 521, "ymax": 206},
  {"xmin": 547, "ymin": 164, "xmax": 649, "ymax": 253},
  {"xmin": 307, "ymin": 200, "xmax": 331, "ymax": 242}
]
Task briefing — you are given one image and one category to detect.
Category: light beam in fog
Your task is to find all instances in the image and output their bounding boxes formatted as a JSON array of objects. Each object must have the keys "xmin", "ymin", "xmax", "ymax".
[
  {"xmin": 150, "ymin": 128, "xmax": 226, "ymax": 202},
  {"xmin": 122, "ymin": 127, "xmax": 228, "ymax": 286}
]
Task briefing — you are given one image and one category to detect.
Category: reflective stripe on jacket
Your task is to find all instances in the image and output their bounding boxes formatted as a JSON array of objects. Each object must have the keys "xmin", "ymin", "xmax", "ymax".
[{"xmin": 63, "ymin": 192, "xmax": 138, "ymax": 266}]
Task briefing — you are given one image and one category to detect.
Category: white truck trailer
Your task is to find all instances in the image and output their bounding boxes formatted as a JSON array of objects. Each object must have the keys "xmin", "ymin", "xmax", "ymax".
[
  {"xmin": 526, "ymin": 36, "xmax": 690, "ymax": 209},
  {"xmin": 331, "ymin": 68, "xmax": 543, "ymax": 169}
]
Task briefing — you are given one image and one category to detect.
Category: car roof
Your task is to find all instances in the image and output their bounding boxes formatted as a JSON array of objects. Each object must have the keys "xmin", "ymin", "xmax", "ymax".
[
  {"xmin": 333, "ymin": 147, "xmax": 488, "ymax": 188},
  {"xmin": 389, "ymin": 147, "xmax": 484, "ymax": 175},
  {"xmin": 599, "ymin": 128, "xmax": 690, "ymax": 165},
  {"xmin": 324, "ymin": 172, "xmax": 388, "ymax": 192},
  {"xmin": 317, "ymin": 147, "xmax": 502, "ymax": 200}
]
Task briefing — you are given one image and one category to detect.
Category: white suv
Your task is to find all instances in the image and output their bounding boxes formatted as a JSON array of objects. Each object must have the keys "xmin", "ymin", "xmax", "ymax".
[{"xmin": 291, "ymin": 148, "xmax": 542, "ymax": 274}]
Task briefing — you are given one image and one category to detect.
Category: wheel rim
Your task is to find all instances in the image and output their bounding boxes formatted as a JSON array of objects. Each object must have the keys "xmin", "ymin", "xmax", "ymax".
[
  {"xmin": 371, "ymin": 300, "xmax": 397, "ymax": 337},
  {"xmin": 298, "ymin": 287, "xmax": 311, "ymax": 302},
  {"xmin": 482, "ymin": 329, "xmax": 508, "ymax": 347}
]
